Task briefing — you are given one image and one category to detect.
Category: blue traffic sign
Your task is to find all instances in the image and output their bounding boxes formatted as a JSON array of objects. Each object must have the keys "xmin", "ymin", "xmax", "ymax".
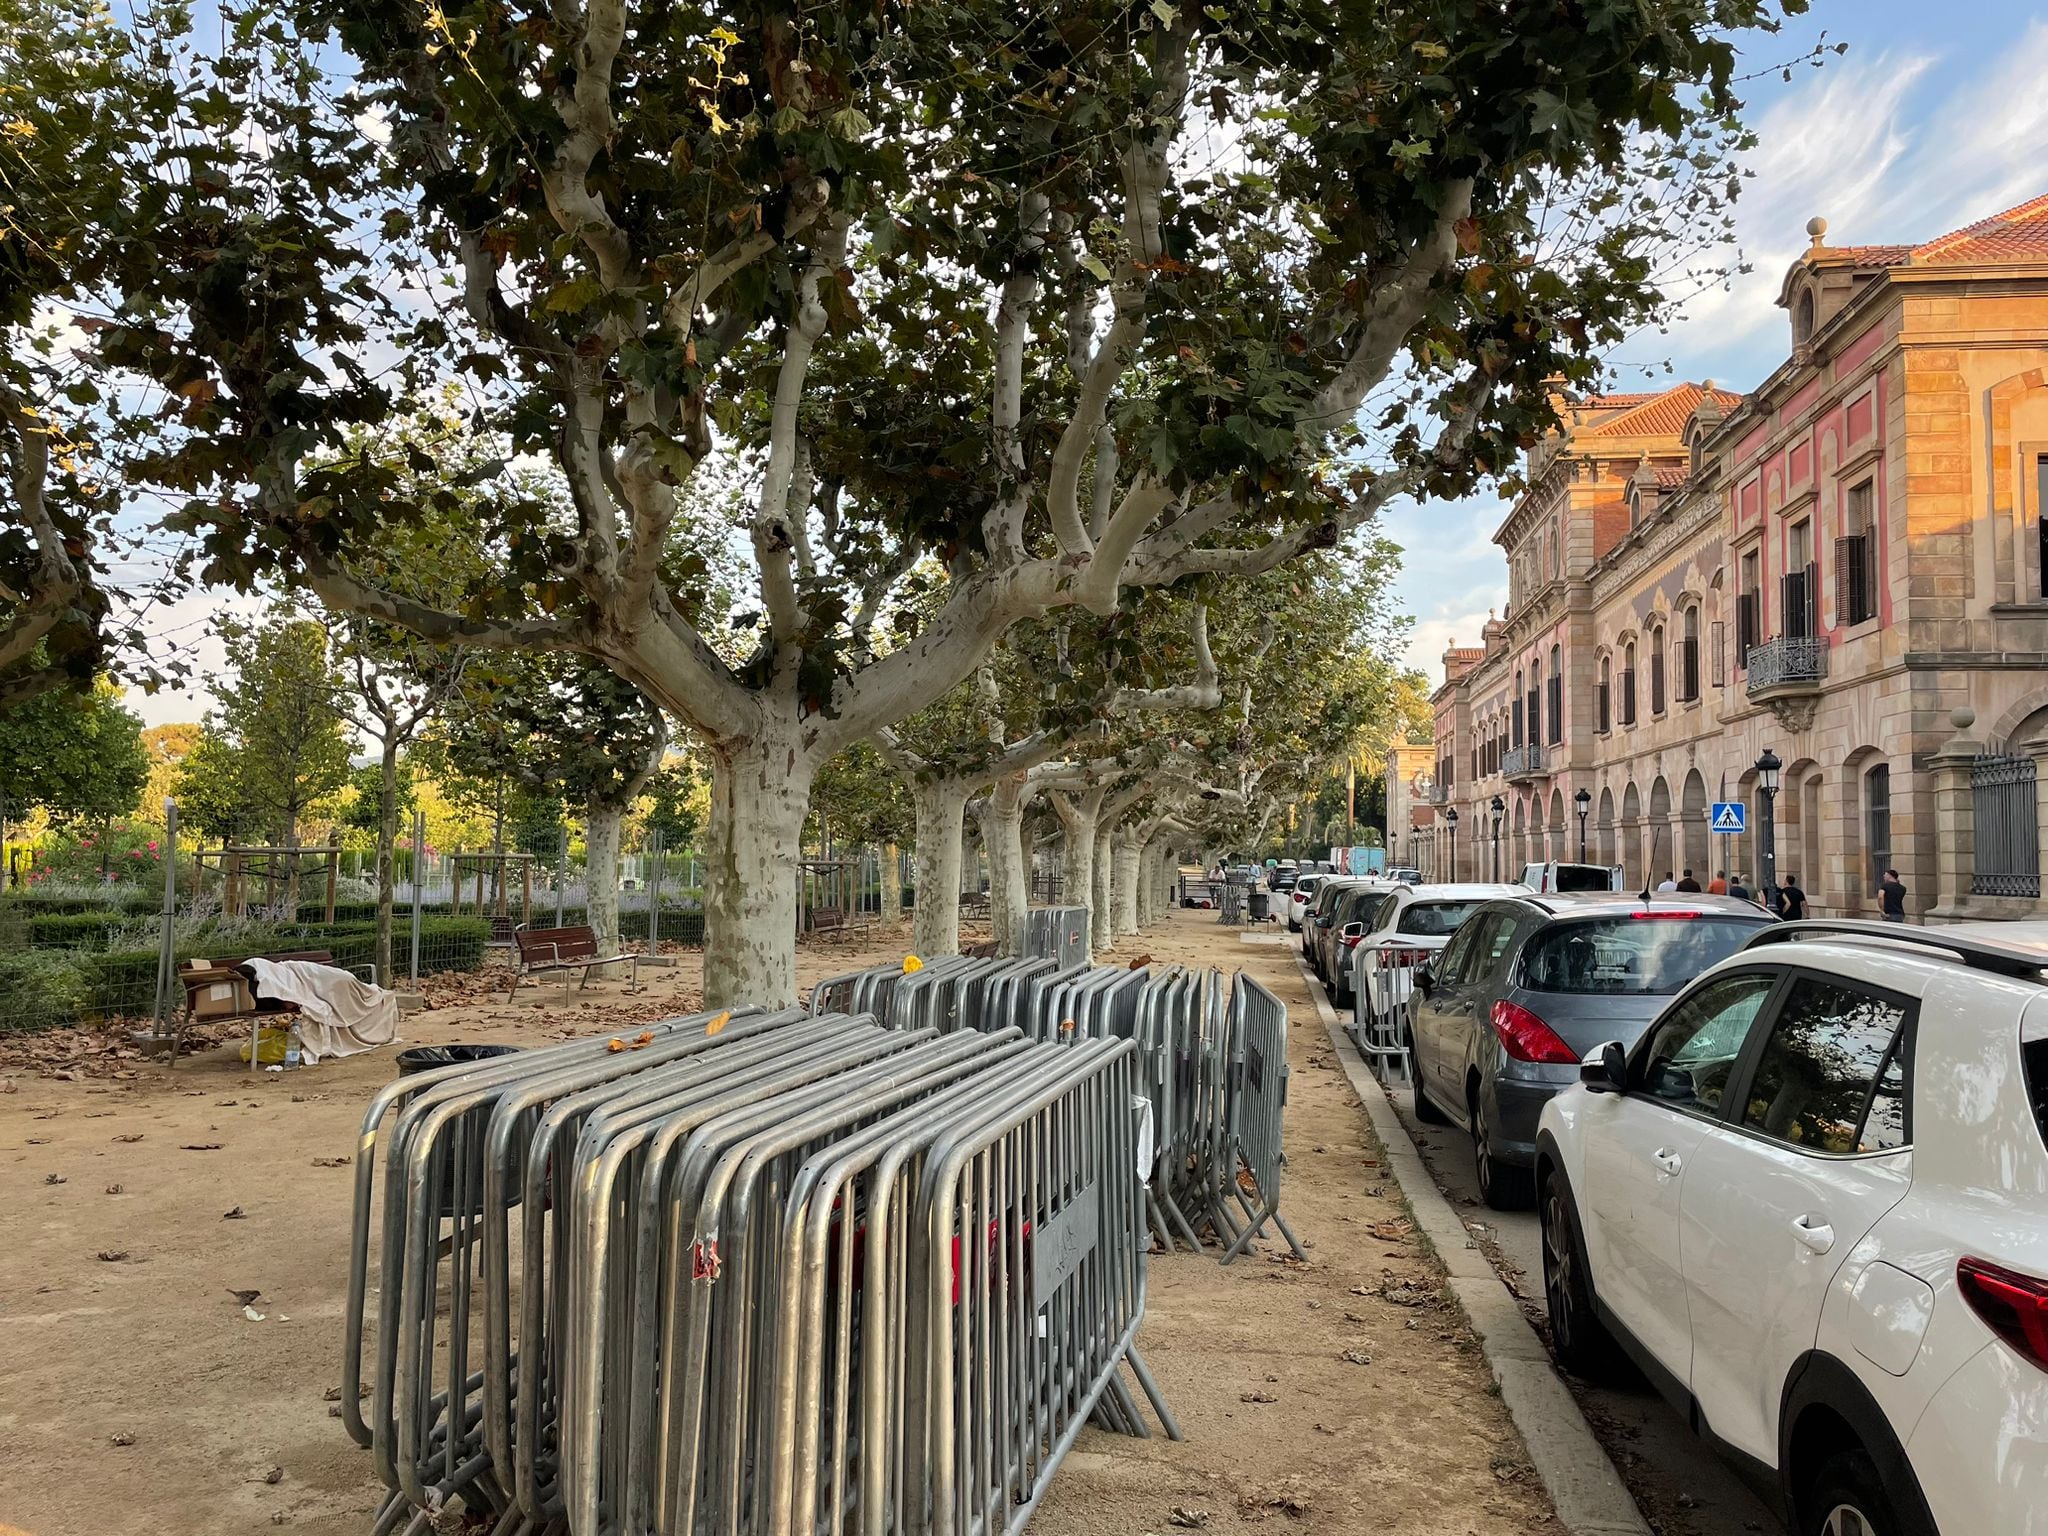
[{"xmin": 1710, "ymin": 801, "xmax": 1746, "ymax": 835}]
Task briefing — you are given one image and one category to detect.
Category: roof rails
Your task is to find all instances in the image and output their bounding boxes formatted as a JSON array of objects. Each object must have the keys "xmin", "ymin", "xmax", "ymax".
[{"xmin": 1741, "ymin": 919, "xmax": 2048, "ymax": 979}]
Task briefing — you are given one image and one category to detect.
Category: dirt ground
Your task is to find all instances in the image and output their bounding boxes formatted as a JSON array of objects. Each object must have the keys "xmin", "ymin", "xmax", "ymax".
[{"xmin": 0, "ymin": 912, "xmax": 1554, "ymax": 1536}]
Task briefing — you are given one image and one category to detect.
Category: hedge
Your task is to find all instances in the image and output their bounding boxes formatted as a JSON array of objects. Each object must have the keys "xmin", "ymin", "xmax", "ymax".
[{"xmin": 0, "ymin": 916, "xmax": 492, "ymax": 1033}]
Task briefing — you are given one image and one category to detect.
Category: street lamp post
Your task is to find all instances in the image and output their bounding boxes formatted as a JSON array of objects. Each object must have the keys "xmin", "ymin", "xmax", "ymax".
[
  {"xmin": 1755, "ymin": 748, "xmax": 1782, "ymax": 912},
  {"xmin": 1490, "ymin": 795, "xmax": 1505, "ymax": 883},
  {"xmin": 1574, "ymin": 787, "xmax": 1592, "ymax": 864},
  {"xmin": 1445, "ymin": 807, "xmax": 1459, "ymax": 883}
]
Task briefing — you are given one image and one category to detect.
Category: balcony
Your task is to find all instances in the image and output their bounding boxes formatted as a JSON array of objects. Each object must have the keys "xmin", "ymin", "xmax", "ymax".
[
  {"xmin": 1502, "ymin": 744, "xmax": 1547, "ymax": 782},
  {"xmin": 1745, "ymin": 634, "xmax": 1830, "ymax": 731},
  {"xmin": 1425, "ymin": 782, "xmax": 1449, "ymax": 805}
]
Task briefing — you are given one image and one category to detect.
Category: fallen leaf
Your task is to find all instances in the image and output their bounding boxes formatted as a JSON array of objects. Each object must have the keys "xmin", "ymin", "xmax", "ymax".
[
  {"xmin": 109, "ymin": 1432, "xmax": 136, "ymax": 1446},
  {"xmin": 105, "ymin": 1184, "xmax": 124, "ymax": 1195},
  {"xmin": 227, "ymin": 1288, "xmax": 262, "ymax": 1307},
  {"xmin": 1341, "ymin": 1348, "xmax": 1371, "ymax": 1365},
  {"xmin": 607, "ymin": 1039, "xmax": 626, "ymax": 1053},
  {"xmin": 1168, "ymin": 1510, "xmax": 1211, "ymax": 1529},
  {"xmin": 26, "ymin": 1136, "xmax": 48, "ymax": 1145},
  {"xmin": 705, "ymin": 1010, "xmax": 731, "ymax": 1037},
  {"xmin": 97, "ymin": 1250, "xmax": 130, "ymax": 1262},
  {"xmin": 262, "ymin": 1466, "xmax": 284, "ymax": 1485},
  {"xmin": 113, "ymin": 1133, "xmax": 144, "ymax": 1143},
  {"xmin": 223, "ymin": 1205, "xmax": 246, "ymax": 1220},
  {"xmin": 1238, "ymin": 1389, "xmax": 1276, "ymax": 1403},
  {"xmin": 181, "ymin": 1143, "xmax": 224, "ymax": 1151},
  {"xmin": 44, "ymin": 1173, "xmax": 65, "ymax": 1185},
  {"xmin": 310, "ymin": 1156, "xmax": 350, "ymax": 1168}
]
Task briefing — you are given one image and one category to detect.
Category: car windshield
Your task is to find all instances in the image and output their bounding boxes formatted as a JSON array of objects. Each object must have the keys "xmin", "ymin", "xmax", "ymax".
[
  {"xmin": 1395, "ymin": 901, "xmax": 1483, "ymax": 937},
  {"xmin": 1551, "ymin": 865, "xmax": 1612, "ymax": 892},
  {"xmin": 1519, "ymin": 915, "xmax": 1765, "ymax": 995}
]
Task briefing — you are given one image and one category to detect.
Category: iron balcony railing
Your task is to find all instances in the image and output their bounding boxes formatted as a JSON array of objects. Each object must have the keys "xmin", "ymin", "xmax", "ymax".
[
  {"xmin": 1745, "ymin": 634, "xmax": 1830, "ymax": 694},
  {"xmin": 1425, "ymin": 782, "xmax": 1450, "ymax": 805},
  {"xmin": 1502, "ymin": 744, "xmax": 1547, "ymax": 780}
]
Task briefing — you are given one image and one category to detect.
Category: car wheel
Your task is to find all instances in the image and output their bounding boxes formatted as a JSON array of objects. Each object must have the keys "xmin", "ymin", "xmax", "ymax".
[
  {"xmin": 1409, "ymin": 1033, "xmax": 1449, "ymax": 1123},
  {"xmin": 1806, "ymin": 1450, "xmax": 1899, "ymax": 1536},
  {"xmin": 1540, "ymin": 1170, "xmax": 1620, "ymax": 1379},
  {"xmin": 1472, "ymin": 1092, "xmax": 1533, "ymax": 1210}
]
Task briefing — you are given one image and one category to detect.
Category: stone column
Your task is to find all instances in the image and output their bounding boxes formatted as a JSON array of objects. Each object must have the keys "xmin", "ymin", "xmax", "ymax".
[{"xmin": 1926, "ymin": 708, "xmax": 1983, "ymax": 923}]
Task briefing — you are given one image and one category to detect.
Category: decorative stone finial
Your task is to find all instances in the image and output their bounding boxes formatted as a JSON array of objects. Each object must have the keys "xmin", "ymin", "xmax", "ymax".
[
  {"xmin": 1702, "ymin": 378, "xmax": 1715, "ymax": 393},
  {"xmin": 1806, "ymin": 215, "xmax": 1828, "ymax": 248},
  {"xmin": 1951, "ymin": 707, "xmax": 1977, "ymax": 731}
]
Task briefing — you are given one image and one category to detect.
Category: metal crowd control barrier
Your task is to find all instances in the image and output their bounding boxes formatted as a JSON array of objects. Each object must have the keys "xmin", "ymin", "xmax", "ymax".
[
  {"xmin": 810, "ymin": 957, "xmax": 1301, "ymax": 1270},
  {"xmin": 340, "ymin": 993, "xmax": 1178, "ymax": 1535},
  {"xmin": 1348, "ymin": 942, "xmax": 1421, "ymax": 1087},
  {"xmin": 1022, "ymin": 905, "xmax": 1091, "ymax": 967}
]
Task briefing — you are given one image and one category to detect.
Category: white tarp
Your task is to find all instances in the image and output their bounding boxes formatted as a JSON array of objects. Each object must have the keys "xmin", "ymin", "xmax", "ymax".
[{"xmin": 243, "ymin": 957, "xmax": 401, "ymax": 1064}]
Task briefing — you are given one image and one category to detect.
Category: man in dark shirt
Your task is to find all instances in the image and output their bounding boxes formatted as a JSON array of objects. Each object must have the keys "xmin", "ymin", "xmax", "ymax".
[
  {"xmin": 1727, "ymin": 872, "xmax": 1751, "ymax": 902},
  {"xmin": 1676, "ymin": 869, "xmax": 1701, "ymax": 893},
  {"xmin": 1777, "ymin": 875, "xmax": 1807, "ymax": 922},
  {"xmin": 1879, "ymin": 868, "xmax": 1907, "ymax": 923}
]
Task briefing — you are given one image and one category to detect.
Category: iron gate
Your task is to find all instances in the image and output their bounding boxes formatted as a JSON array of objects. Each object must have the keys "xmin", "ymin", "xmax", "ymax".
[{"xmin": 1972, "ymin": 754, "xmax": 2041, "ymax": 898}]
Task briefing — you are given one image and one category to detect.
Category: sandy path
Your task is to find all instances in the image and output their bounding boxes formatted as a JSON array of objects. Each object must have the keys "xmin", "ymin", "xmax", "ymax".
[{"xmin": 0, "ymin": 913, "xmax": 1552, "ymax": 1536}]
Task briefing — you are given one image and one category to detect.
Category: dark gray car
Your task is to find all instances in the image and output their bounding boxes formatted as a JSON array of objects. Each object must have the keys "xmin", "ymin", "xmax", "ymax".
[{"xmin": 1406, "ymin": 893, "xmax": 1774, "ymax": 1209}]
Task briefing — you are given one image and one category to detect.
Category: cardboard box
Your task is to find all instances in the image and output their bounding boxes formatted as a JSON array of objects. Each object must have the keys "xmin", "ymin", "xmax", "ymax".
[{"xmin": 183, "ymin": 962, "xmax": 255, "ymax": 1019}]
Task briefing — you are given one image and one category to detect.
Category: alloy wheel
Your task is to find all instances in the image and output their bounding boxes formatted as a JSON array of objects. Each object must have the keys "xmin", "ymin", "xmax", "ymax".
[
  {"xmin": 1822, "ymin": 1507, "xmax": 1879, "ymax": 1536},
  {"xmin": 1542, "ymin": 1186, "xmax": 1574, "ymax": 1341}
]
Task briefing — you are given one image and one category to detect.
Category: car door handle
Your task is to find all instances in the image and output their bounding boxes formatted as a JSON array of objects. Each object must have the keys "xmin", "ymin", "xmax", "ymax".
[
  {"xmin": 1791, "ymin": 1216, "xmax": 1835, "ymax": 1256},
  {"xmin": 1653, "ymin": 1148, "xmax": 1683, "ymax": 1177}
]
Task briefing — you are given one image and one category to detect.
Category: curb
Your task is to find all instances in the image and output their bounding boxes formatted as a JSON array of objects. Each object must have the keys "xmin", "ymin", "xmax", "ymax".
[{"xmin": 1295, "ymin": 959, "xmax": 1652, "ymax": 1536}]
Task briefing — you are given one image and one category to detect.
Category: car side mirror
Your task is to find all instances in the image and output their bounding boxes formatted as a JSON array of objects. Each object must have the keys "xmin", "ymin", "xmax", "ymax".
[
  {"xmin": 1580, "ymin": 1040, "xmax": 1627, "ymax": 1094},
  {"xmin": 1340, "ymin": 922, "xmax": 1363, "ymax": 939}
]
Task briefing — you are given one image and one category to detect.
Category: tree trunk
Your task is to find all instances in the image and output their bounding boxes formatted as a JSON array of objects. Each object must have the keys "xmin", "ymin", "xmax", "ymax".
[
  {"xmin": 984, "ymin": 777, "xmax": 1030, "ymax": 957},
  {"xmin": 584, "ymin": 797, "xmax": 624, "ymax": 973},
  {"xmin": 879, "ymin": 840, "xmax": 903, "ymax": 926},
  {"xmin": 911, "ymin": 780, "xmax": 967, "ymax": 959},
  {"xmin": 1114, "ymin": 836, "xmax": 1141, "ymax": 935},
  {"xmin": 1091, "ymin": 820, "xmax": 1115, "ymax": 952},
  {"xmin": 374, "ymin": 733, "xmax": 400, "ymax": 982},
  {"xmin": 702, "ymin": 734, "xmax": 815, "ymax": 1008},
  {"xmin": 1056, "ymin": 787, "xmax": 1104, "ymax": 918},
  {"xmin": 1137, "ymin": 837, "xmax": 1164, "ymax": 928}
]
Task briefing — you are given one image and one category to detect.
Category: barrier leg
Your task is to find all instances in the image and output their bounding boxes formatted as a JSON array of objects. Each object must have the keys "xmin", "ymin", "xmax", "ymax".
[{"xmin": 1125, "ymin": 1346, "xmax": 1184, "ymax": 1441}]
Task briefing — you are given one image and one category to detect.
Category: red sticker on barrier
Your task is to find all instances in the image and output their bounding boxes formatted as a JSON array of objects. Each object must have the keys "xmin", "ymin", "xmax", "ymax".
[{"xmin": 692, "ymin": 1240, "xmax": 721, "ymax": 1282}]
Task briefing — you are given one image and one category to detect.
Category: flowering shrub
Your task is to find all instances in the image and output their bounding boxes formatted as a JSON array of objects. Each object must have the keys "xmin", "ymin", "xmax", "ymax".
[{"xmin": 29, "ymin": 823, "xmax": 167, "ymax": 887}]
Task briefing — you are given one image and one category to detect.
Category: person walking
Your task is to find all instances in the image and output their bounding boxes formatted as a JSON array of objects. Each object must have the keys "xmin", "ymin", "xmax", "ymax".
[
  {"xmin": 1707, "ymin": 869, "xmax": 1728, "ymax": 895},
  {"xmin": 1656, "ymin": 871, "xmax": 1678, "ymax": 893},
  {"xmin": 1879, "ymin": 868, "xmax": 1908, "ymax": 923},
  {"xmin": 1777, "ymin": 875, "xmax": 1807, "ymax": 922},
  {"xmin": 1727, "ymin": 871, "xmax": 1751, "ymax": 902},
  {"xmin": 1676, "ymin": 869, "xmax": 1701, "ymax": 893}
]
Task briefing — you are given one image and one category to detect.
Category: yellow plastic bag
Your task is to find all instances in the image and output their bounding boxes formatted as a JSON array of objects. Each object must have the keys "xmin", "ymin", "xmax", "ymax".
[{"xmin": 238, "ymin": 1025, "xmax": 293, "ymax": 1065}]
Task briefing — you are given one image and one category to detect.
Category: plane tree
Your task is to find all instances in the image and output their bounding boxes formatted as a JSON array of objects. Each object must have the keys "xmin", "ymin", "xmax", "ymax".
[{"xmin": 99, "ymin": 0, "xmax": 1802, "ymax": 1002}]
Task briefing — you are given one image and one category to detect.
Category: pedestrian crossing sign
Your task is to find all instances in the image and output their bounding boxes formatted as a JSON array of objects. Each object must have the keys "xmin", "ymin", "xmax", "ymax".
[{"xmin": 1710, "ymin": 801, "xmax": 1745, "ymax": 834}]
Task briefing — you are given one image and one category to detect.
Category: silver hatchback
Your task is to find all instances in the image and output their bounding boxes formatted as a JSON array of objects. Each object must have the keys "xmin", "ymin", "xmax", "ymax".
[{"xmin": 1406, "ymin": 893, "xmax": 1775, "ymax": 1209}]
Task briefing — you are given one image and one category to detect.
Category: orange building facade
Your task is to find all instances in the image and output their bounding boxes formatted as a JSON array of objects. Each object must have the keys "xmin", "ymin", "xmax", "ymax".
[{"xmin": 1425, "ymin": 195, "xmax": 2048, "ymax": 919}]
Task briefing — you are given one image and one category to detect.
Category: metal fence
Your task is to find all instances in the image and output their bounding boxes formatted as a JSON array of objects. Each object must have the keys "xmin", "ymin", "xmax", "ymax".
[
  {"xmin": 1972, "ymin": 754, "xmax": 2042, "ymax": 898},
  {"xmin": 341, "ymin": 990, "xmax": 1179, "ymax": 1535},
  {"xmin": 1022, "ymin": 906, "xmax": 1091, "ymax": 968}
]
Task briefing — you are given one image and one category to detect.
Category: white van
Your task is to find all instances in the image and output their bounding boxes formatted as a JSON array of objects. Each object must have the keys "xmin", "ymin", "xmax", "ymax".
[{"xmin": 1517, "ymin": 861, "xmax": 1624, "ymax": 893}]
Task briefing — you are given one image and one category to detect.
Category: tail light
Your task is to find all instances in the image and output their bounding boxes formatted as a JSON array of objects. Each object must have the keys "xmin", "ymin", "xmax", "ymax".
[
  {"xmin": 1959, "ymin": 1257, "xmax": 2048, "ymax": 1372},
  {"xmin": 1630, "ymin": 910, "xmax": 1702, "ymax": 920},
  {"xmin": 1489, "ymin": 1000, "xmax": 1578, "ymax": 1064}
]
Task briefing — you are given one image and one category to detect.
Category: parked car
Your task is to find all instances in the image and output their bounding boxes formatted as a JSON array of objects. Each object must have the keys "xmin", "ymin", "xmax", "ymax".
[
  {"xmin": 1314, "ymin": 880, "xmax": 1398, "ymax": 988},
  {"xmin": 1386, "ymin": 866, "xmax": 1423, "ymax": 886},
  {"xmin": 1519, "ymin": 861, "xmax": 1625, "ymax": 893},
  {"xmin": 1537, "ymin": 920, "xmax": 2048, "ymax": 1536},
  {"xmin": 1287, "ymin": 873, "xmax": 1328, "ymax": 932},
  {"xmin": 1348, "ymin": 883, "xmax": 1527, "ymax": 1028},
  {"xmin": 1407, "ymin": 892, "xmax": 1774, "ymax": 1209},
  {"xmin": 1300, "ymin": 877, "xmax": 1362, "ymax": 965}
]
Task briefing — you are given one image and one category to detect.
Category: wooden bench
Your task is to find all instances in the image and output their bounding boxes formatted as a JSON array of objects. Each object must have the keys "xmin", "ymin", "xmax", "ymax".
[
  {"xmin": 958, "ymin": 892, "xmax": 991, "ymax": 921},
  {"xmin": 147, "ymin": 949, "xmax": 378, "ymax": 1071},
  {"xmin": 806, "ymin": 906, "xmax": 850, "ymax": 937},
  {"xmin": 509, "ymin": 924, "xmax": 639, "ymax": 1002}
]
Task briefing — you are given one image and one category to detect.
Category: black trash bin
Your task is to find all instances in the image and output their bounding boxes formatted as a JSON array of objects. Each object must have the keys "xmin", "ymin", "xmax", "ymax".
[
  {"xmin": 1248, "ymin": 890, "xmax": 1273, "ymax": 923},
  {"xmin": 396, "ymin": 1044, "xmax": 524, "ymax": 1217}
]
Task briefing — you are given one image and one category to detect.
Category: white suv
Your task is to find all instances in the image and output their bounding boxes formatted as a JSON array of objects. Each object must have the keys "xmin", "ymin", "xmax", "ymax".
[{"xmin": 1536, "ymin": 920, "xmax": 2048, "ymax": 1536}]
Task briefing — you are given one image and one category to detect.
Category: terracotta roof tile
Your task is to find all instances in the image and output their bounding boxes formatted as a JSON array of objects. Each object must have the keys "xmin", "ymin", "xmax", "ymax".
[
  {"xmin": 1911, "ymin": 191, "xmax": 2048, "ymax": 265},
  {"xmin": 1576, "ymin": 382, "xmax": 1744, "ymax": 440},
  {"xmin": 1816, "ymin": 243, "xmax": 1911, "ymax": 267}
]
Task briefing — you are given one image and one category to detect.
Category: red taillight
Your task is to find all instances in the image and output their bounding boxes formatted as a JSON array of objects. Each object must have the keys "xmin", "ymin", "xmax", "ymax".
[
  {"xmin": 1489, "ymin": 1000, "xmax": 1578, "ymax": 1064},
  {"xmin": 1959, "ymin": 1257, "xmax": 2048, "ymax": 1372},
  {"xmin": 1341, "ymin": 934, "xmax": 1363, "ymax": 949},
  {"xmin": 1630, "ymin": 910, "xmax": 1702, "ymax": 920}
]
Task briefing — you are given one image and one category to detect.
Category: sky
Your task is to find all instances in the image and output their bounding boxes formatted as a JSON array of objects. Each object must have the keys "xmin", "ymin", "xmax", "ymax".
[
  {"xmin": 114, "ymin": 1, "xmax": 2048, "ymax": 727},
  {"xmin": 1390, "ymin": 1, "xmax": 2048, "ymax": 684}
]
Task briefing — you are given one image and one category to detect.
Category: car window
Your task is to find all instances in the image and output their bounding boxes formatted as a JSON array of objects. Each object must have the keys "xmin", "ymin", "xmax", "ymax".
[
  {"xmin": 1635, "ymin": 972, "xmax": 1778, "ymax": 1113},
  {"xmin": 1519, "ymin": 915, "xmax": 1766, "ymax": 995},
  {"xmin": 1552, "ymin": 865, "xmax": 1613, "ymax": 892},
  {"xmin": 1740, "ymin": 975, "xmax": 1911, "ymax": 1154},
  {"xmin": 1433, "ymin": 917, "xmax": 1485, "ymax": 986},
  {"xmin": 1397, "ymin": 901, "xmax": 1484, "ymax": 937},
  {"xmin": 1449, "ymin": 912, "xmax": 1517, "ymax": 984}
]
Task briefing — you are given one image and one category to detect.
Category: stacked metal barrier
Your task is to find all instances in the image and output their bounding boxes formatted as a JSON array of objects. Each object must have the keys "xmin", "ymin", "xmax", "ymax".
[
  {"xmin": 1020, "ymin": 906, "xmax": 1091, "ymax": 967},
  {"xmin": 812, "ymin": 957, "xmax": 1302, "ymax": 1267},
  {"xmin": 342, "ymin": 997, "xmax": 1180, "ymax": 1536}
]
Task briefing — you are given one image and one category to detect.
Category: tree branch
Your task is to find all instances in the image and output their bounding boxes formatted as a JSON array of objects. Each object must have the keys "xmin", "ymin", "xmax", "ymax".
[
  {"xmin": 542, "ymin": 0, "xmax": 634, "ymax": 288},
  {"xmin": 982, "ymin": 193, "xmax": 1049, "ymax": 565},
  {"xmin": 0, "ymin": 384, "xmax": 87, "ymax": 684},
  {"xmin": 1098, "ymin": 603, "xmax": 1219, "ymax": 713}
]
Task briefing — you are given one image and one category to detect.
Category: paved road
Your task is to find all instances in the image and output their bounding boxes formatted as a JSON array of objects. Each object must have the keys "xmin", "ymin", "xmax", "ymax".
[{"xmin": 1382, "ymin": 1082, "xmax": 1784, "ymax": 1536}]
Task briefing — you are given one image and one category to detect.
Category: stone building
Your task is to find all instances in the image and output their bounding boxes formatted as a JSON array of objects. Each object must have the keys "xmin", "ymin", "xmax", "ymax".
[
  {"xmin": 1427, "ymin": 194, "xmax": 2048, "ymax": 919},
  {"xmin": 1383, "ymin": 742, "xmax": 1437, "ymax": 874}
]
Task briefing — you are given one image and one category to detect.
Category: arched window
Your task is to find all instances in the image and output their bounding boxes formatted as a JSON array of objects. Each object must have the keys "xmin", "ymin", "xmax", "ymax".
[
  {"xmin": 1648, "ymin": 623, "xmax": 1667, "ymax": 714},
  {"xmin": 1620, "ymin": 641, "xmax": 1638, "ymax": 726},
  {"xmin": 1679, "ymin": 607, "xmax": 1700, "ymax": 702},
  {"xmin": 1865, "ymin": 764, "xmax": 1891, "ymax": 895},
  {"xmin": 1597, "ymin": 655, "xmax": 1612, "ymax": 734},
  {"xmin": 1547, "ymin": 644, "xmax": 1563, "ymax": 744},
  {"xmin": 1528, "ymin": 660, "xmax": 1542, "ymax": 749},
  {"xmin": 1795, "ymin": 288, "xmax": 1816, "ymax": 345},
  {"xmin": 1512, "ymin": 671, "xmax": 1525, "ymax": 747}
]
